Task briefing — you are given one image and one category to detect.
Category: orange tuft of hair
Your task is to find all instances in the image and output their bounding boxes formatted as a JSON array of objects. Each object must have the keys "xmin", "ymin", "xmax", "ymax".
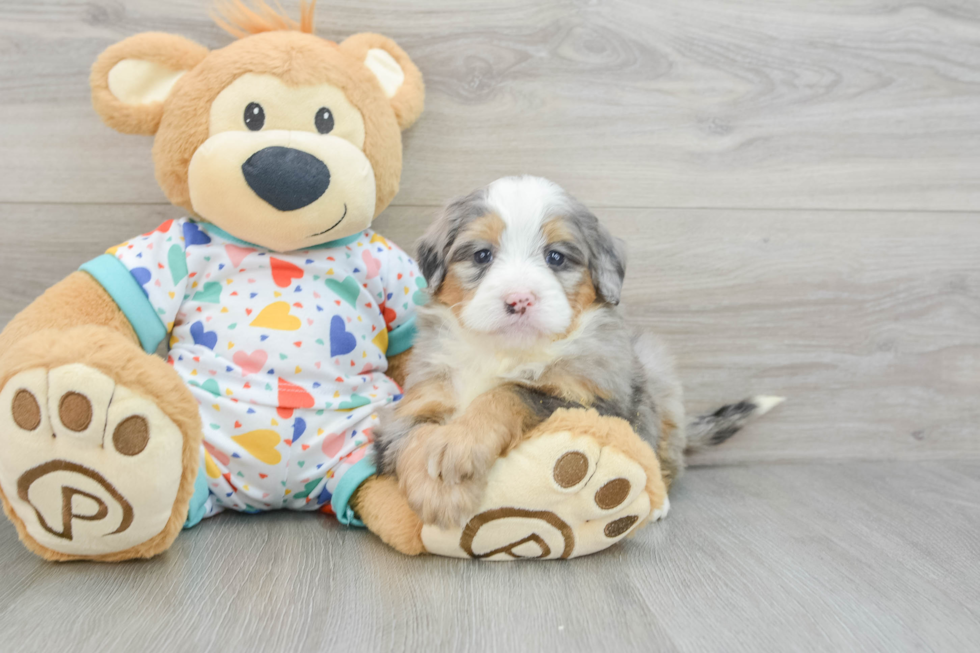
[{"xmin": 212, "ymin": 0, "xmax": 316, "ymax": 39}]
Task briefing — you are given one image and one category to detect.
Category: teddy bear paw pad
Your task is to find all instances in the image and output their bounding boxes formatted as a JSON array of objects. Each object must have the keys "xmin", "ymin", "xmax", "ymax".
[
  {"xmin": 0, "ymin": 365, "xmax": 185, "ymax": 556},
  {"xmin": 420, "ymin": 430, "xmax": 665, "ymax": 560}
]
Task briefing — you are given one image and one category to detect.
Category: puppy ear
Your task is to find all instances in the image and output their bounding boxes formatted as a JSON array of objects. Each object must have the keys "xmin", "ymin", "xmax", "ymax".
[
  {"xmin": 340, "ymin": 33, "xmax": 425, "ymax": 131},
  {"xmin": 584, "ymin": 216, "xmax": 627, "ymax": 305},
  {"xmin": 592, "ymin": 224, "xmax": 627, "ymax": 304},
  {"xmin": 91, "ymin": 32, "xmax": 209, "ymax": 135},
  {"xmin": 416, "ymin": 225, "xmax": 448, "ymax": 292},
  {"xmin": 416, "ymin": 205, "xmax": 457, "ymax": 292},
  {"xmin": 416, "ymin": 190, "xmax": 488, "ymax": 292}
]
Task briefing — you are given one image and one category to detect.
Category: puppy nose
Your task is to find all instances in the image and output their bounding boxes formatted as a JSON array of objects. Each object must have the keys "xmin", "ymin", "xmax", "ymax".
[
  {"xmin": 504, "ymin": 291, "xmax": 536, "ymax": 315},
  {"xmin": 242, "ymin": 146, "xmax": 330, "ymax": 211}
]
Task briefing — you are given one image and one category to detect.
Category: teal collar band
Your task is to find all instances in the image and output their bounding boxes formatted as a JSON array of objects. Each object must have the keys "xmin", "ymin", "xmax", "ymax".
[{"xmin": 197, "ymin": 221, "xmax": 364, "ymax": 251}]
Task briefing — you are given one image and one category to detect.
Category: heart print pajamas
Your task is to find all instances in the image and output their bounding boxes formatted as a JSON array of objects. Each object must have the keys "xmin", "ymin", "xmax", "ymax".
[{"xmin": 80, "ymin": 218, "xmax": 425, "ymax": 527}]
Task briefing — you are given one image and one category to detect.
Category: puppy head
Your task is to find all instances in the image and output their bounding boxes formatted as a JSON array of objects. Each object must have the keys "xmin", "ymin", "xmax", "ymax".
[{"xmin": 418, "ymin": 176, "xmax": 626, "ymax": 344}]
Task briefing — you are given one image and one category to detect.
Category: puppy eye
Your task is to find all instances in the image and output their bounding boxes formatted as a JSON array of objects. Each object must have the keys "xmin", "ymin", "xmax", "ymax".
[
  {"xmin": 244, "ymin": 102, "xmax": 265, "ymax": 131},
  {"xmin": 474, "ymin": 249, "xmax": 493, "ymax": 265},
  {"xmin": 546, "ymin": 250, "xmax": 566, "ymax": 267},
  {"xmin": 315, "ymin": 107, "xmax": 335, "ymax": 134}
]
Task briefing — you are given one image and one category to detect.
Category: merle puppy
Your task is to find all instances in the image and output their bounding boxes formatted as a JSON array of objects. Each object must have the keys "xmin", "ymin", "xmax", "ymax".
[{"xmin": 375, "ymin": 176, "xmax": 780, "ymax": 527}]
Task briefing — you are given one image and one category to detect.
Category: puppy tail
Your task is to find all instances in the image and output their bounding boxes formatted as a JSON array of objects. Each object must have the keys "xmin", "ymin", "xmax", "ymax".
[
  {"xmin": 630, "ymin": 331, "xmax": 783, "ymax": 453},
  {"xmin": 685, "ymin": 395, "xmax": 784, "ymax": 452}
]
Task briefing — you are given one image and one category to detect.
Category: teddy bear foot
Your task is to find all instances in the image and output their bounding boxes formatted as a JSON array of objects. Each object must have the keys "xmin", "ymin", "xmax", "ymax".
[
  {"xmin": 420, "ymin": 410, "xmax": 669, "ymax": 560},
  {"xmin": 0, "ymin": 363, "xmax": 194, "ymax": 561}
]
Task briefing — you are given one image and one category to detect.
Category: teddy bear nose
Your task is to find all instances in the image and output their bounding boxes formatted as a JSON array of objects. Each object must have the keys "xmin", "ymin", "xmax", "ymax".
[{"xmin": 241, "ymin": 146, "xmax": 330, "ymax": 211}]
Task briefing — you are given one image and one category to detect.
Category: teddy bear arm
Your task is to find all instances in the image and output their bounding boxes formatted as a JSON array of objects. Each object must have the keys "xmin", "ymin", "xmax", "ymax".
[
  {"xmin": 0, "ymin": 272, "xmax": 139, "ymax": 358},
  {"xmin": 350, "ymin": 474, "xmax": 425, "ymax": 555},
  {"xmin": 0, "ymin": 272, "xmax": 204, "ymax": 561}
]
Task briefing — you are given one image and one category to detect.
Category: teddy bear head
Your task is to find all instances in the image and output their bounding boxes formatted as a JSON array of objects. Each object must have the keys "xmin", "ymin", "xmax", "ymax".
[{"xmin": 90, "ymin": 1, "xmax": 424, "ymax": 252}]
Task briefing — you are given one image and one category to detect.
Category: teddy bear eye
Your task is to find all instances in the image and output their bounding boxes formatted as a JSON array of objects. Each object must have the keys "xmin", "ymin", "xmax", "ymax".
[
  {"xmin": 315, "ymin": 107, "xmax": 334, "ymax": 134},
  {"xmin": 244, "ymin": 102, "xmax": 265, "ymax": 131}
]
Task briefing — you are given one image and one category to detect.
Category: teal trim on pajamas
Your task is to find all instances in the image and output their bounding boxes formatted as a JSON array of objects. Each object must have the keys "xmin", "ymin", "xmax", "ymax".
[
  {"xmin": 331, "ymin": 455, "xmax": 378, "ymax": 528},
  {"xmin": 183, "ymin": 461, "xmax": 210, "ymax": 529},
  {"xmin": 386, "ymin": 315, "xmax": 417, "ymax": 357},
  {"xmin": 79, "ymin": 254, "xmax": 168, "ymax": 353}
]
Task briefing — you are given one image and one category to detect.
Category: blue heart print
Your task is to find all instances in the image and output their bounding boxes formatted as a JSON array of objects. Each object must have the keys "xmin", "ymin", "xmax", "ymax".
[
  {"xmin": 190, "ymin": 321, "xmax": 218, "ymax": 350},
  {"xmin": 130, "ymin": 267, "xmax": 151, "ymax": 296},
  {"xmin": 292, "ymin": 417, "xmax": 307, "ymax": 443},
  {"xmin": 329, "ymin": 315, "xmax": 357, "ymax": 357},
  {"xmin": 316, "ymin": 484, "xmax": 333, "ymax": 505},
  {"xmin": 182, "ymin": 222, "xmax": 212, "ymax": 247}
]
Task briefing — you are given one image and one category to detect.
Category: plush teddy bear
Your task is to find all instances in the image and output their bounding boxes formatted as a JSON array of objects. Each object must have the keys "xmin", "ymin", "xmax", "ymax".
[{"xmin": 0, "ymin": 1, "xmax": 669, "ymax": 562}]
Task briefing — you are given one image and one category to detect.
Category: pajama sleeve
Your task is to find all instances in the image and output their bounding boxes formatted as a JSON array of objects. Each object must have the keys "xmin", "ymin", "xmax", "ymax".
[
  {"xmin": 79, "ymin": 218, "xmax": 191, "ymax": 353},
  {"xmin": 378, "ymin": 237, "xmax": 427, "ymax": 357}
]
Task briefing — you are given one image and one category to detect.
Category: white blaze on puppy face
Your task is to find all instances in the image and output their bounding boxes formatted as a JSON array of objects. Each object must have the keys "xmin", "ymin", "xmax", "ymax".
[{"xmin": 458, "ymin": 177, "xmax": 576, "ymax": 339}]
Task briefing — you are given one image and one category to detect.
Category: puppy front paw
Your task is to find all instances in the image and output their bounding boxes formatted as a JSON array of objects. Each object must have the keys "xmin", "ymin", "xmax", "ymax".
[
  {"xmin": 405, "ymin": 473, "xmax": 484, "ymax": 529},
  {"xmin": 424, "ymin": 423, "xmax": 496, "ymax": 486},
  {"xmin": 396, "ymin": 424, "xmax": 496, "ymax": 528}
]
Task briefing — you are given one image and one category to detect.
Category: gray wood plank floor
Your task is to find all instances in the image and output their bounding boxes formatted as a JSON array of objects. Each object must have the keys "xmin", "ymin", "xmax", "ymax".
[
  {"xmin": 2, "ymin": 462, "xmax": 979, "ymax": 653},
  {"xmin": 0, "ymin": 1, "xmax": 978, "ymax": 651}
]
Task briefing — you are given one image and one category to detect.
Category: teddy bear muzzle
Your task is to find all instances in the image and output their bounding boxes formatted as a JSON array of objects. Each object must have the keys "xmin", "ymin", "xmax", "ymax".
[{"xmin": 187, "ymin": 129, "xmax": 377, "ymax": 252}]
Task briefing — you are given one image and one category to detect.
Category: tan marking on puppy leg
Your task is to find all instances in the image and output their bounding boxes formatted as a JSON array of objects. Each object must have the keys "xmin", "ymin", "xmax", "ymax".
[
  {"xmin": 394, "ymin": 377, "xmax": 456, "ymax": 425},
  {"xmin": 426, "ymin": 385, "xmax": 540, "ymax": 481},
  {"xmin": 397, "ymin": 423, "xmax": 483, "ymax": 526},
  {"xmin": 398, "ymin": 386, "xmax": 544, "ymax": 527},
  {"xmin": 454, "ymin": 385, "xmax": 541, "ymax": 448}
]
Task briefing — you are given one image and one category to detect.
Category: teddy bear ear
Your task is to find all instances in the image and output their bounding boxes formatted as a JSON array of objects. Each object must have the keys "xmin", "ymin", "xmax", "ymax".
[
  {"xmin": 91, "ymin": 33, "xmax": 210, "ymax": 136},
  {"xmin": 340, "ymin": 33, "xmax": 425, "ymax": 131}
]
